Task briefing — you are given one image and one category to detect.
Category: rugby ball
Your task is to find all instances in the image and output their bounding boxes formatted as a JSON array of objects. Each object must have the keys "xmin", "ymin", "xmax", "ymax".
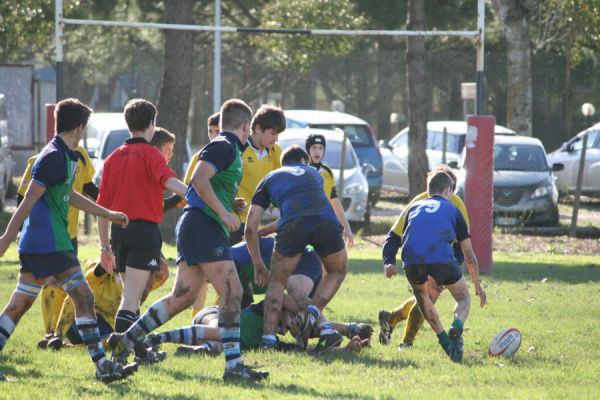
[{"xmin": 488, "ymin": 328, "xmax": 521, "ymax": 358}]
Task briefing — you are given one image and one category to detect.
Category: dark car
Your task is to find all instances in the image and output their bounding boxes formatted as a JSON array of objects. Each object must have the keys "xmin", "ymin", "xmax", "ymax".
[
  {"xmin": 457, "ymin": 135, "xmax": 560, "ymax": 226},
  {"xmin": 284, "ymin": 109, "xmax": 382, "ymax": 206}
]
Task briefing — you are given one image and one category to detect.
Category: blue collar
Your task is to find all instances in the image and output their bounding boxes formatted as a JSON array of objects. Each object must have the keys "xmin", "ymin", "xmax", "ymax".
[
  {"xmin": 53, "ymin": 135, "xmax": 79, "ymax": 161},
  {"xmin": 220, "ymin": 131, "xmax": 243, "ymax": 149}
]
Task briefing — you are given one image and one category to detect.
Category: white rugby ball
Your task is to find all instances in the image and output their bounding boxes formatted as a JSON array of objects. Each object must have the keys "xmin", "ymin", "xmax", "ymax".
[{"xmin": 488, "ymin": 328, "xmax": 521, "ymax": 358}]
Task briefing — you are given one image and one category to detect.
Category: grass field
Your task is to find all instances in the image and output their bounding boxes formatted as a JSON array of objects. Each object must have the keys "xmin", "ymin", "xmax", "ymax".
[{"xmin": 0, "ymin": 238, "xmax": 599, "ymax": 399}]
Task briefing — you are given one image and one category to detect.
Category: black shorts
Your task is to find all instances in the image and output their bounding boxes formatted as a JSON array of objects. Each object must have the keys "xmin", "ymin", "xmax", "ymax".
[
  {"xmin": 19, "ymin": 251, "xmax": 80, "ymax": 280},
  {"xmin": 176, "ymin": 209, "xmax": 232, "ymax": 265},
  {"xmin": 404, "ymin": 263, "xmax": 463, "ymax": 286},
  {"xmin": 111, "ymin": 220, "xmax": 162, "ymax": 273},
  {"xmin": 275, "ymin": 216, "xmax": 345, "ymax": 258}
]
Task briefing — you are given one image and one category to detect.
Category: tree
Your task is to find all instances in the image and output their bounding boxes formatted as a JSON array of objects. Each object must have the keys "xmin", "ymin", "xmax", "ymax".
[
  {"xmin": 406, "ymin": 0, "xmax": 429, "ymax": 198},
  {"xmin": 156, "ymin": 0, "xmax": 194, "ymax": 243}
]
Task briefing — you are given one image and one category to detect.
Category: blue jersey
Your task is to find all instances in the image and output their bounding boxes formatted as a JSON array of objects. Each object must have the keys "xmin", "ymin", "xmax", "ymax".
[
  {"xmin": 252, "ymin": 162, "xmax": 339, "ymax": 229},
  {"xmin": 401, "ymin": 196, "xmax": 469, "ymax": 266},
  {"xmin": 19, "ymin": 136, "xmax": 79, "ymax": 253}
]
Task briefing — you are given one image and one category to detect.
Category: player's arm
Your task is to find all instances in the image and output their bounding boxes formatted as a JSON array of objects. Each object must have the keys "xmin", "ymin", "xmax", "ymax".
[
  {"xmin": 245, "ymin": 204, "xmax": 269, "ymax": 287},
  {"xmin": 330, "ymin": 197, "xmax": 354, "ymax": 248},
  {"xmin": 455, "ymin": 212, "xmax": 486, "ymax": 307},
  {"xmin": 164, "ymin": 177, "xmax": 187, "ymax": 198},
  {"xmin": 0, "ymin": 181, "xmax": 46, "ymax": 256},
  {"xmin": 70, "ymin": 190, "xmax": 128, "ymax": 227},
  {"xmin": 381, "ymin": 230, "xmax": 402, "ymax": 278},
  {"xmin": 257, "ymin": 219, "xmax": 278, "ymax": 236}
]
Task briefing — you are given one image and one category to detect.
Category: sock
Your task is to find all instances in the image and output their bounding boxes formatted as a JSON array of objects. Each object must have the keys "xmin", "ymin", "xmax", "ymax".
[
  {"xmin": 115, "ymin": 310, "xmax": 137, "ymax": 333},
  {"xmin": 451, "ymin": 319, "xmax": 464, "ymax": 333},
  {"xmin": 220, "ymin": 317, "xmax": 241, "ymax": 370},
  {"xmin": 75, "ymin": 316, "xmax": 107, "ymax": 369},
  {"xmin": 126, "ymin": 301, "xmax": 170, "ymax": 344},
  {"xmin": 261, "ymin": 334, "xmax": 277, "ymax": 347},
  {"xmin": 437, "ymin": 331, "xmax": 450, "ymax": 352},
  {"xmin": 402, "ymin": 303, "xmax": 425, "ymax": 344},
  {"xmin": 0, "ymin": 314, "xmax": 16, "ymax": 351},
  {"xmin": 160, "ymin": 326, "xmax": 207, "ymax": 345},
  {"xmin": 389, "ymin": 297, "xmax": 417, "ymax": 326},
  {"xmin": 318, "ymin": 321, "xmax": 336, "ymax": 336}
]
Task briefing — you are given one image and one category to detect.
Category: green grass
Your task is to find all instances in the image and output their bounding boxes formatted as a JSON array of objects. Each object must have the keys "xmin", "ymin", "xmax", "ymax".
[{"xmin": 1, "ymin": 241, "xmax": 599, "ymax": 399}]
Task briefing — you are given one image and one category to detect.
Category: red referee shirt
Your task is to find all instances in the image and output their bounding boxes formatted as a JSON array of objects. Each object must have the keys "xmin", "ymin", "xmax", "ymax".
[{"xmin": 97, "ymin": 137, "xmax": 177, "ymax": 223}]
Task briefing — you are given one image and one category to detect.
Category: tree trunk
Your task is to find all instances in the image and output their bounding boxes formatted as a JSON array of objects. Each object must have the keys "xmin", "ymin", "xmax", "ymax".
[
  {"xmin": 156, "ymin": 0, "xmax": 194, "ymax": 243},
  {"xmin": 493, "ymin": 0, "xmax": 533, "ymax": 136},
  {"xmin": 406, "ymin": 0, "xmax": 429, "ymax": 198}
]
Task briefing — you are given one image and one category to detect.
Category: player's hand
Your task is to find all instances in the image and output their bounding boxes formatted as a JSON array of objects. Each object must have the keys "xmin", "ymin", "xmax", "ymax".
[
  {"xmin": 100, "ymin": 249, "xmax": 116, "ymax": 274},
  {"xmin": 221, "ymin": 212, "xmax": 241, "ymax": 233},
  {"xmin": 344, "ymin": 229, "xmax": 354, "ymax": 249},
  {"xmin": 384, "ymin": 264, "xmax": 397, "ymax": 278},
  {"xmin": 476, "ymin": 286, "xmax": 487, "ymax": 307},
  {"xmin": 254, "ymin": 262, "xmax": 270, "ymax": 288},
  {"xmin": 346, "ymin": 336, "xmax": 370, "ymax": 352},
  {"xmin": 233, "ymin": 197, "xmax": 247, "ymax": 215},
  {"xmin": 106, "ymin": 211, "xmax": 129, "ymax": 228}
]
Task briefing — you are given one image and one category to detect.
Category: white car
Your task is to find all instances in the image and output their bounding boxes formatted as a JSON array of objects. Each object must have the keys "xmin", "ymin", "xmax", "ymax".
[
  {"xmin": 278, "ymin": 128, "xmax": 369, "ymax": 225},
  {"xmin": 547, "ymin": 122, "xmax": 600, "ymax": 197},
  {"xmin": 380, "ymin": 121, "xmax": 515, "ymax": 195}
]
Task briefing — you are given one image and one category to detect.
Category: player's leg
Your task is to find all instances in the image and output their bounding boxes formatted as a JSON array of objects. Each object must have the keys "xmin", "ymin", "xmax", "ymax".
[
  {"xmin": 401, "ymin": 278, "xmax": 443, "ymax": 347},
  {"xmin": 191, "ymin": 281, "xmax": 209, "ymax": 316},
  {"xmin": 146, "ymin": 306, "xmax": 220, "ymax": 348},
  {"xmin": 286, "ymin": 274, "xmax": 315, "ymax": 313},
  {"xmin": 379, "ymin": 296, "xmax": 416, "ymax": 345},
  {"xmin": 38, "ymin": 286, "xmax": 67, "ymax": 348}
]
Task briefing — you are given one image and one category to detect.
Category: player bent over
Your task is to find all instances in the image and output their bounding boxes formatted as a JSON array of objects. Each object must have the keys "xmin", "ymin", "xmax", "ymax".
[
  {"xmin": 244, "ymin": 145, "xmax": 348, "ymax": 351},
  {"xmin": 0, "ymin": 99, "xmax": 135, "ymax": 383},
  {"xmin": 387, "ymin": 170, "xmax": 486, "ymax": 362}
]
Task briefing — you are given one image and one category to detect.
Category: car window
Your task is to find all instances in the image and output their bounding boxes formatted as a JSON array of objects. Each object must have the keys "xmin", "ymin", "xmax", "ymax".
[
  {"xmin": 101, "ymin": 130, "xmax": 130, "ymax": 159},
  {"xmin": 429, "ymin": 130, "xmax": 464, "ymax": 154},
  {"xmin": 279, "ymin": 138, "xmax": 357, "ymax": 169},
  {"xmin": 494, "ymin": 144, "xmax": 548, "ymax": 172},
  {"xmin": 571, "ymin": 130, "xmax": 600, "ymax": 151},
  {"xmin": 389, "ymin": 131, "xmax": 408, "ymax": 149},
  {"xmin": 309, "ymin": 124, "xmax": 373, "ymax": 147},
  {"xmin": 286, "ymin": 119, "xmax": 306, "ymax": 129}
]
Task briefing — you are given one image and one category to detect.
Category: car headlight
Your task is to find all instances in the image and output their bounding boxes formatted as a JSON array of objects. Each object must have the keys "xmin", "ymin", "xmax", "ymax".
[
  {"xmin": 531, "ymin": 185, "xmax": 551, "ymax": 199},
  {"xmin": 344, "ymin": 183, "xmax": 365, "ymax": 195}
]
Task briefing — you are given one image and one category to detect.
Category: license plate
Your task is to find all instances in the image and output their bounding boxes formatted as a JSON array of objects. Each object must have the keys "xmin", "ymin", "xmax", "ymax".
[{"xmin": 494, "ymin": 217, "xmax": 519, "ymax": 226}]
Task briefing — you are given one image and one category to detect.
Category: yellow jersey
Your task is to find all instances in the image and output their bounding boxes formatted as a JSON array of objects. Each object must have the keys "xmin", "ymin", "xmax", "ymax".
[
  {"xmin": 18, "ymin": 146, "xmax": 95, "ymax": 239},
  {"xmin": 391, "ymin": 192, "xmax": 469, "ymax": 236},
  {"xmin": 311, "ymin": 162, "xmax": 337, "ymax": 200}
]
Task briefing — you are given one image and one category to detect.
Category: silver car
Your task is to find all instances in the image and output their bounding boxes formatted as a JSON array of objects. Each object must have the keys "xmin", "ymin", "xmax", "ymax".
[
  {"xmin": 278, "ymin": 128, "xmax": 369, "ymax": 225},
  {"xmin": 547, "ymin": 122, "xmax": 600, "ymax": 197},
  {"xmin": 380, "ymin": 121, "xmax": 515, "ymax": 195}
]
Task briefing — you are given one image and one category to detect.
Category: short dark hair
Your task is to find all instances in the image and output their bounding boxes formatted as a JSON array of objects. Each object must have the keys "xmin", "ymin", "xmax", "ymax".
[
  {"xmin": 281, "ymin": 145, "xmax": 310, "ymax": 165},
  {"xmin": 207, "ymin": 112, "xmax": 220, "ymax": 128},
  {"xmin": 427, "ymin": 171, "xmax": 454, "ymax": 195},
  {"xmin": 220, "ymin": 99, "xmax": 252, "ymax": 132},
  {"xmin": 251, "ymin": 105, "xmax": 286, "ymax": 133},
  {"xmin": 150, "ymin": 127, "xmax": 176, "ymax": 149},
  {"xmin": 124, "ymin": 98, "xmax": 157, "ymax": 132},
  {"xmin": 55, "ymin": 98, "xmax": 92, "ymax": 134},
  {"xmin": 429, "ymin": 165, "xmax": 457, "ymax": 192}
]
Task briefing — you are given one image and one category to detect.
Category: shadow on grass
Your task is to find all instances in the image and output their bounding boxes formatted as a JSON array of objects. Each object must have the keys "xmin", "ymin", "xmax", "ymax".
[{"xmin": 312, "ymin": 350, "xmax": 419, "ymax": 370}]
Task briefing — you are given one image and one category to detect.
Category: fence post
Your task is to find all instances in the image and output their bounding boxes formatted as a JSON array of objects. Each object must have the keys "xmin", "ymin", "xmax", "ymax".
[{"xmin": 570, "ymin": 133, "xmax": 588, "ymax": 237}]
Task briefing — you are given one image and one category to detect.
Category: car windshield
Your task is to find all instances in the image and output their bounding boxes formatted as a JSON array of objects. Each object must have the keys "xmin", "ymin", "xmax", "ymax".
[
  {"xmin": 494, "ymin": 144, "xmax": 548, "ymax": 172},
  {"xmin": 428, "ymin": 130, "xmax": 464, "ymax": 154},
  {"xmin": 308, "ymin": 124, "xmax": 373, "ymax": 147},
  {"xmin": 278, "ymin": 138, "xmax": 357, "ymax": 169},
  {"xmin": 101, "ymin": 130, "xmax": 130, "ymax": 159}
]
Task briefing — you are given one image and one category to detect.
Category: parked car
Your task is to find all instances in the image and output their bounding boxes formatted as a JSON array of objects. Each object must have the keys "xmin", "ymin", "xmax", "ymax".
[
  {"xmin": 83, "ymin": 112, "xmax": 191, "ymax": 186},
  {"xmin": 547, "ymin": 122, "xmax": 600, "ymax": 197},
  {"xmin": 380, "ymin": 121, "xmax": 515, "ymax": 195},
  {"xmin": 456, "ymin": 134, "xmax": 560, "ymax": 226},
  {"xmin": 284, "ymin": 110, "xmax": 382, "ymax": 205},
  {"xmin": 0, "ymin": 94, "xmax": 15, "ymax": 208},
  {"xmin": 277, "ymin": 128, "xmax": 369, "ymax": 225}
]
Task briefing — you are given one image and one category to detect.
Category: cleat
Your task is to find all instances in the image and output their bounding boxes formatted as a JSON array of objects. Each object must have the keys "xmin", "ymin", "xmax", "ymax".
[
  {"xmin": 95, "ymin": 360, "xmax": 138, "ymax": 383},
  {"xmin": 448, "ymin": 326, "xmax": 463, "ymax": 363},
  {"xmin": 350, "ymin": 323, "xmax": 374, "ymax": 340},
  {"xmin": 107, "ymin": 333, "xmax": 133, "ymax": 365},
  {"xmin": 378, "ymin": 310, "xmax": 394, "ymax": 345},
  {"xmin": 223, "ymin": 362, "xmax": 268, "ymax": 382},
  {"xmin": 143, "ymin": 334, "xmax": 163, "ymax": 351},
  {"xmin": 397, "ymin": 342, "xmax": 413, "ymax": 350},
  {"xmin": 314, "ymin": 331, "xmax": 343, "ymax": 355},
  {"xmin": 47, "ymin": 336, "xmax": 64, "ymax": 351},
  {"xmin": 37, "ymin": 338, "xmax": 49, "ymax": 350},
  {"xmin": 176, "ymin": 343, "xmax": 219, "ymax": 357},
  {"xmin": 134, "ymin": 348, "xmax": 167, "ymax": 365}
]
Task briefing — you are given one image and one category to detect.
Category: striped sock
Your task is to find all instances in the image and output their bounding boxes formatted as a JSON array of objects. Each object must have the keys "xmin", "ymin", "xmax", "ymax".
[
  {"xmin": 319, "ymin": 321, "xmax": 336, "ymax": 336},
  {"xmin": 115, "ymin": 310, "xmax": 137, "ymax": 333},
  {"xmin": 76, "ymin": 316, "xmax": 107, "ymax": 368},
  {"xmin": 160, "ymin": 326, "xmax": 206, "ymax": 345},
  {"xmin": 219, "ymin": 317, "xmax": 241, "ymax": 370},
  {"xmin": 126, "ymin": 301, "xmax": 170, "ymax": 343},
  {"xmin": 0, "ymin": 314, "xmax": 16, "ymax": 351}
]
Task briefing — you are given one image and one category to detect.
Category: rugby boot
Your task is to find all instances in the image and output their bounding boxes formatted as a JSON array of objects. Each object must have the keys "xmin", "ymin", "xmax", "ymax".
[
  {"xmin": 448, "ymin": 326, "xmax": 463, "ymax": 363},
  {"xmin": 143, "ymin": 334, "xmax": 163, "ymax": 352},
  {"xmin": 134, "ymin": 347, "xmax": 167, "ymax": 365},
  {"xmin": 95, "ymin": 359, "xmax": 138, "ymax": 383},
  {"xmin": 348, "ymin": 323, "xmax": 374, "ymax": 340},
  {"xmin": 223, "ymin": 362, "xmax": 269, "ymax": 382},
  {"xmin": 378, "ymin": 310, "xmax": 394, "ymax": 345},
  {"xmin": 107, "ymin": 332, "xmax": 133, "ymax": 365},
  {"xmin": 175, "ymin": 343, "xmax": 220, "ymax": 357}
]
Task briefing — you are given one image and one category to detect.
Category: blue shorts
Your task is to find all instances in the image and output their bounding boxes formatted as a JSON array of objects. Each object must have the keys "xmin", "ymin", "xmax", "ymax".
[
  {"xmin": 404, "ymin": 263, "xmax": 463, "ymax": 286},
  {"xmin": 275, "ymin": 217, "xmax": 345, "ymax": 258},
  {"xmin": 176, "ymin": 209, "xmax": 232, "ymax": 265},
  {"xmin": 19, "ymin": 251, "xmax": 80, "ymax": 280},
  {"xmin": 291, "ymin": 249, "xmax": 322, "ymax": 288}
]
